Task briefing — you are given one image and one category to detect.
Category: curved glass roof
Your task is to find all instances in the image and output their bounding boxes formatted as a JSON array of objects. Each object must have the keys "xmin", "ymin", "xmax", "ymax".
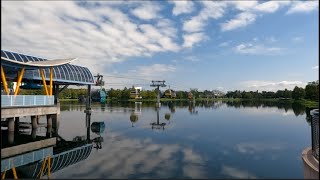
[
  {"xmin": 1, "ymin": 50, "xmax": 94, "ymax": 85},
  {"xmin": 16, "ymin": 144, "xmax": 93, "ymax": 178}
]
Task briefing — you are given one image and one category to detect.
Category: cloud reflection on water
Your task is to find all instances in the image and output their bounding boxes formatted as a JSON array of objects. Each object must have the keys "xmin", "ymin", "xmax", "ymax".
[{"xmin": 51, "ymin": 133, "xmax": 207, "ymax": 179}]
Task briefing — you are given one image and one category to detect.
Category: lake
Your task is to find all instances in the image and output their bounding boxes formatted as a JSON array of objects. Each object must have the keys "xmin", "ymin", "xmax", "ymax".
[
  {"xmin": 38, "ymin": 100, "xmax": 311, "ymax": 179},
  {"xmin": 5, "ymin": 100, "xmax": 312, "ymax": 179}
]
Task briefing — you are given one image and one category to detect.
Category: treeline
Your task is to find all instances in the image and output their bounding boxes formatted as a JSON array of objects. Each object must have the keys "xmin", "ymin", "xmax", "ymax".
[
  {"xmin": 225, "ymin": 81, "xmax": 319, "ymax": 101},
  {"xmin": 18, "ymin": 81, "xmax": 318, "ymax": 102}
]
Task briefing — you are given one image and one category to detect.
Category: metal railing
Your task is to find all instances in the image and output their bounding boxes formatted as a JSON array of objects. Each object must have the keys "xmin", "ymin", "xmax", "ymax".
[
  {"xmin": 310, "ymin": 109, "xmax": 319, "ymax": 160},
  {"xmin": 1, "ymin": 95, "xmax": 55, "ymax": 107}
]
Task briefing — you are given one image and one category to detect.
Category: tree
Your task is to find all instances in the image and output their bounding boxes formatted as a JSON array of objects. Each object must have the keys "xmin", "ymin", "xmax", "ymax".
[
  {"xmin": 292, "ymin": 86, "xmax": 305, "ymax": 100},
  {"xmin": 305, "ymin": 81, "xmax": 319, "ymax": 101}
]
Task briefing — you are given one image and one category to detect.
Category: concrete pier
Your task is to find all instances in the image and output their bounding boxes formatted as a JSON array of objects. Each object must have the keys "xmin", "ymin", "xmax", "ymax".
[
  {"xmin": 8, "ymin": 131, "xmax": 14, "ymax": 145},
  {"xmin": 7, "ymin": 118, "xmax": 14, "ymax": 132},
  {"xmin": 47, "ymin": 114, "xmax": 52, "ymax": 127},
  {"xmin": 31, "ymin": 116, "xmax": 38, "ymax": 129}
]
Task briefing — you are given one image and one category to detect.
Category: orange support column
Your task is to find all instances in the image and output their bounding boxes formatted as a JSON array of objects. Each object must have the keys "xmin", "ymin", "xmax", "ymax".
[
  {"xmin": 1, "ymin": 66, "xmax": 9, "ymax": 95},
  {"xmin": 49, "ymin": 67, "xmax": 53, "ymax": 95},
  {"xmin": 40, "ymin": 68, "xmax": 49, "ymax": 95},
  {"xmin": 14, "ymin": 66, "xmax": 25, "ymax": 96}
]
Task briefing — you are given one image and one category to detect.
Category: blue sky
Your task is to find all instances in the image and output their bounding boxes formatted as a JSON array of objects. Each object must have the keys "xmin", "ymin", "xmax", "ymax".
[{"xmin": 1, "ymin": 0, "xmax": 319, "ymax": 91}]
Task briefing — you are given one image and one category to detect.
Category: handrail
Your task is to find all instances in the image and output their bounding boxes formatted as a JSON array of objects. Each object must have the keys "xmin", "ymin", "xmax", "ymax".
[
  {"xmin": 1, "ymin": 95, "xmax": 54, "ymax": 107},
  {"xmin": 311, "ymin": 109, "xmax": 319, "ymax": 160}
]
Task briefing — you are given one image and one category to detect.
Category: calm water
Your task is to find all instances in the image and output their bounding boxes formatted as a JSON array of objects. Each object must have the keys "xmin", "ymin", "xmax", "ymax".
[
  {"xmin": 42, "ymin": 100, "xmax": 312, "ymax": 179},
  {"xmin": 25, "ymin": 101, "xmax": 314, "ymax": 178}
]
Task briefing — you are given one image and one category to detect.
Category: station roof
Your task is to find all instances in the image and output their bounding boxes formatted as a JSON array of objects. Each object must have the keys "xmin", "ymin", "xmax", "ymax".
[{"xmin": 1, "ymin": 50, "xmax": 95, "ymax": 85}]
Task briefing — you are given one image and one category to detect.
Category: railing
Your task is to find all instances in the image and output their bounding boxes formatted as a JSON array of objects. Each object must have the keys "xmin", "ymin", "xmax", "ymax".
[
  {"xmin": 1, "ymin": 95, "xmax": 54, "ymax": 107},
  {"xmin": 310, "ymin": 109, "xmax": 319, "ymax": 160}
]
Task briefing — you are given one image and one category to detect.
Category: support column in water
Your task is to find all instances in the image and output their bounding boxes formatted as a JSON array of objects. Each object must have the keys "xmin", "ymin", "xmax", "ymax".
[
  {"xmin": 85, "ymin": 84, "xmax": 92, "ymax": 142},
  {"xmin": 31, "ymin": 116, "xmax": 38, "ymax": 129}
]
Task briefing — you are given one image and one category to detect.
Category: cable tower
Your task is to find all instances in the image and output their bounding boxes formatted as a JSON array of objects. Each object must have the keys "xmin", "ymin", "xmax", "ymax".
[{"xmin": 150, "ymin": 80, "xmax": 166, "ymax": 107}]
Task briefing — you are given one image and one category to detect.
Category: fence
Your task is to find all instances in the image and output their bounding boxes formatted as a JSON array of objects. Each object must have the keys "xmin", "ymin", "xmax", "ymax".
[
  {"xmin": 310, "ymin": 109, "xmax": 319, "ymax": 160},
  {"xmin": 1, "ymin": 95, "xmax": 55, "ymax": 107}
]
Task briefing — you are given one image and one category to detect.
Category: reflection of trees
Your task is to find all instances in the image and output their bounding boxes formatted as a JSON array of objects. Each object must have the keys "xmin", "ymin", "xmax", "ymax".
[
  {"xmin": 188, "ymin": 102, "xmax": 198, "ymax": 115},
  {"xmin": 292, "ymin": 102, "xmax": 306, "ymax": 116},
  {"xmin": 224, "ymin": 100, "xmax": 306, "ymax": 116}
]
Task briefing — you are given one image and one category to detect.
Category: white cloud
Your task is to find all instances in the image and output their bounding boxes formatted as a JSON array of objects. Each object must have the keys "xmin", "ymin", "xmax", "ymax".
[
  {"xmin": 240, "ymin": 80, "xmax": 307, "ymax": 91},
  {"xmin": 134, "ymin": 64, "xmax": 176, "ymax": 77},
  {"xmin": 312, "ymin": 65, "xmax": 319, "ymax": 70},
  {"xmin": 50, "ymin": 134, "xmax": 207, "ymax": 179},
  {"xmin": 169, "ymin": 1, "xmax": 194, "ymax": 16},
  {"xmin": 221, "ymin": 12, "xmax": 256, "ymax": 31},
  {"xmin": 183, "ymin": 1, "xmax": 226, "ymax": 33},
  {"xmin": 234, "ymin": 43, "xmax": 283, "ymax": 55},
  {"xmin": 130, "ymin": 2, "xmax": 162, "ymax": 20},
  {"xmin": 253, "ymin": 1, "xmax": 290, "ymax": 13},
  {"xmin": 292, "ymin": 36, "xmax": 304, "ymax": 42},
  {"xmin": 221, "ymin": 165, "xmax": 257, "ymax": 179},
  {"xmin": 218, "ymin": 41, "xmax": 232, "ymax": 47},
  {"xmin": 1, "ymin": 1, "xmax": 181, "ymax": 76},
  {"xmin": 287, "ymin": 0, "xmax": 319, "ymax": 14},
  {"xmin": 182, "ymin": 32, "xmax": 207, "ymax": 48},
  {"xmin": 229, "ymin": 1, "xmax": 258, "ymax": 11}
]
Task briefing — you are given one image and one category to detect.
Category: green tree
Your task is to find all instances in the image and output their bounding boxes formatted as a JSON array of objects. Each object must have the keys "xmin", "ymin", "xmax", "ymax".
[
  {"xmin": 292, "ymin": 86, "xmax": 305, "ymax": 100},
  {"xmin": 305, "ymin": 81, "xmax": 319, "ymax": 101}
]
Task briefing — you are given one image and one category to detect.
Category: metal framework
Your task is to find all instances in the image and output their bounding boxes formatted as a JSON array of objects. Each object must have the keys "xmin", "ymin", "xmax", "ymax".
[
  {"xmin": 1, "ymin": 50, "xmax": 95, "ymax": 86},
  {"xmin": 150, "ymin": 80, "xmax": 166, "ymax": 106}
]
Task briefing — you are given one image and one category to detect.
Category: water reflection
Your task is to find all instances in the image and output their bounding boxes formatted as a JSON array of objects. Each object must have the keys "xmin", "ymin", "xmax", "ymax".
[
  {"xmin": 91, "ymin": 122, "xmax": 105, "ymax": 150},
  {"xmin": 30, "ymin": 100, "xmax": 314, "ymax": 178},
  {"xmin": 151, "ymin": 107, "xmax": 166, "ymax": 130},
  {"xmin": 4, "ymin": 111, "xmax": 105, "ymax": 179}
]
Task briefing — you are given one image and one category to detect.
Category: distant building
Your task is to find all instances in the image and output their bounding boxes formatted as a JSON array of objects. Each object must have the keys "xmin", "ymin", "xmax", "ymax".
[{"xmin": 130, "ymin": 86, "xmax": 142, "ymax": 99}]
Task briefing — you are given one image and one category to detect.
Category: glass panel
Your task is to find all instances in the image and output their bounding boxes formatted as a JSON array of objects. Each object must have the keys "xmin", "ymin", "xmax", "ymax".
[
  {"xmin": 54, "ymin": 67, "xmax": 61, "ymax": 79},
  {"xmin": 31, "ymin": 56, "xmax": 40, "ymax": 61},
  {"xmin": 79, "ymin": 66, "xmax": 89, "ymax": 82},
  {"xmin": 4, "ymin": 51, "xmax": 15, "ymax": 60},
  {"xmin": 60, "ymin": 65, "xmax": 69, "ymax": 80},
  {"xmin": 25, "ymin": 55, "xmax": 35, "ymax": 61},
  {"xmin": 12, "ymin": 53, "xmax": 23, "ymax": 62},
  {"xmin": 68, "ymin": 64, "xmax": 79, "ymax": 81},
  {"xmin": 65, "ymin": 64, "xmax": 75, "ymax": 81},
  {"xmin": 19, "ymin": 54, "xmax": 29, "ymax": 62},
  {"xmin": 1, "ymin": 50, "xmax": 8, "ymax": 58}
]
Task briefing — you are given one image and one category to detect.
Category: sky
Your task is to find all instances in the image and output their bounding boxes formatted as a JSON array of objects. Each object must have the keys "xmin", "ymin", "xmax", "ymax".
[{"xmin": 1, "ymin": 0, "xmax": 319, "ymax": 92}]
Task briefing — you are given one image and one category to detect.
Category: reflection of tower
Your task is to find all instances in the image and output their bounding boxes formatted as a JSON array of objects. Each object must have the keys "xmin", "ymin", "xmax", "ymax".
[
  {"xmin": 151, "ymin": 107, "xmax": 166, "ymax": 130},
  {"xmin": 150, "ymin": 80, "xmax": 166, "ymax": 107}
]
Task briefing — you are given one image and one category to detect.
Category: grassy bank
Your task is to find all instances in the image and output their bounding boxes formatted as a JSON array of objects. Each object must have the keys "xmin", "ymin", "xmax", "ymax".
[{"xmin": 59, "ymin": 98, "xmax": 78, "ymax": 101}]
